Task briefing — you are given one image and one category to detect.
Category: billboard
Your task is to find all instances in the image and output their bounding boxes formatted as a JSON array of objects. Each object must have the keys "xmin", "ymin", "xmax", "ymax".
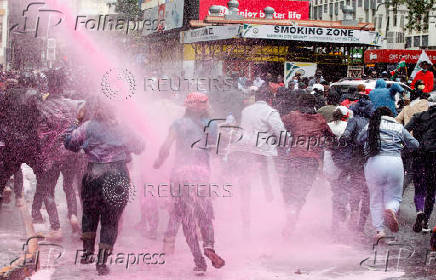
[
  {"xmin": 143, "ymin": 0, "xmax": 184, "ymax": 35},
  {"xmin": 364, "ymin": 49, "xmax": 436, "ymax": 64},
  {"xmin": 199, "ymin": 0, "xmax": 309, "ymax": 20}
]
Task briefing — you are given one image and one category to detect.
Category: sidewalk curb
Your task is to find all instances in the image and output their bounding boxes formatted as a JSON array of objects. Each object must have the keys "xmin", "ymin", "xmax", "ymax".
[{"xmin": 0, "ymin": 203, "xmax": 39, "ymax": 280}]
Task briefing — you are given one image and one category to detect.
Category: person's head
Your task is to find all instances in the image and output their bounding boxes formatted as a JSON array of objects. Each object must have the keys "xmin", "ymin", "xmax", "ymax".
[
  {"xmin": 420, "ymin": 61, "xmax": 431, "ymax": 72},
  {"xmin": 294, "ymin": 72, "xmax": 302, "ymax": 80},
  {"xmin": 288, "ymin": 81, "xmax": 296, "ymax": 90},
  {"xmin": 411, "ymin": 80, "xmax": 429, "ymax": 100},
  {"xmin": 357, "ymin": 84, "xmax": 366, "ymax": 93},
  {"xmin": 315, "ymin": 70, "xmax": 322, "ymax": 78},
  {"xmin": 277, "ymin": 75, "xmax": 283, "ymax": 83},
  {"xmin": 321, "ymin": 80, "xmax": 329, "ymax": 92},
  {"xmin": 184, "ymin": 92, "xmax": 210, "ymax": 118},
  {"xmin": 255, "ymin": 88, "xmax": 268, "ymax": 102},
  {"xmin": 332, "ymin": 106, "xmax": 349, "ymax": 122},
  {"xmin": 297, "ymin": 93, "xmax": 317, "ymax": 111},
  {"xmin": 368, "ymin": 106, "xmax": 394, "ymax": 157},
  {"xmin": 81, "ymin": 96, "xmax": 116, "ymax": 123},
  {"xmin": 381, "ymin": 71, "xmax": 389, "ymax": 79}
]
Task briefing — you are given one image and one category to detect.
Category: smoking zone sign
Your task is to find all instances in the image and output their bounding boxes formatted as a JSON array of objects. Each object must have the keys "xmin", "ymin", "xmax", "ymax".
[{"xmin": 199, "ymin": 0, "xmax": 309, "ymax": 20}]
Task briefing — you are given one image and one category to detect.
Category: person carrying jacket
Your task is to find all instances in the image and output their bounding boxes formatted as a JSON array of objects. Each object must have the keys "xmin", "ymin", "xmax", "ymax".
[
  {"xmin": 369, "ymin": 79, "xmax": 404, "ymax": 116},
  {"xmin": 405, "ymin": 94, "xmax": 436, "ymax": 234},
  {"xmin": 357, "ymin": 107, "xmax": 419, "ymax": 241}
]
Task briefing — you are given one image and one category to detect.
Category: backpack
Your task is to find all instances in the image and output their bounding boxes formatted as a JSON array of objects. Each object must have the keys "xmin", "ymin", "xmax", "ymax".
[{"xmin": 420, "ymin": 108, "xmax": 436, "ymax": 152}]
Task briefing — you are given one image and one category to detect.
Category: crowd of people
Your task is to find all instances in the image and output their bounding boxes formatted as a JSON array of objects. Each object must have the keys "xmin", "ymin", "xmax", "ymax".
[{"xmin": 0, "ymin": 62, "xmax": 436, "ymax": 276}]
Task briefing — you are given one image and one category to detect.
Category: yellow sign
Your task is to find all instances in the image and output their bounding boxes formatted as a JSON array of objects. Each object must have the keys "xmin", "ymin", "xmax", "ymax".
[{"xmin": 183, "ymin": 44, "xmax": 289, "ymax": 62}]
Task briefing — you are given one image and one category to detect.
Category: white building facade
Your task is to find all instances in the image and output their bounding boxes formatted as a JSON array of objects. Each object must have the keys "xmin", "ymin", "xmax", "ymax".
[{"xmin": 309, "ymin": 0, "xmax": 434, "ymax": 49}]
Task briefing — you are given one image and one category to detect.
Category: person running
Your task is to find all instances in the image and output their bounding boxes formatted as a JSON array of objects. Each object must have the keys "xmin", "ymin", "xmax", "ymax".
[
  {"xmin": 357, "ymin": 106, "xmax": 419, "ymax": 240},
  {"xmin": 405, "ymin": 94, "xmax": 436, "ymax": 233},
  {"xmin": 369, "ymin": 79, "xmax": 404, "ymax": 117},
  {"xmin": 280, "ymin": 94, "xmax": 334, "ymax": 237},
  {"xmin": 153, "ymin": 92, "xmax": 225, "ymax": 275},
  {"xmin": 227, "ymin": 87, "xmax": 285, "ymax": 234},
  {"xmin": 340, "ymin": 93, "xmax": 375, "ymax": 234},
  {"xmin": 64, "ymin": 98, "xmax": 144, "ymax": 276}
]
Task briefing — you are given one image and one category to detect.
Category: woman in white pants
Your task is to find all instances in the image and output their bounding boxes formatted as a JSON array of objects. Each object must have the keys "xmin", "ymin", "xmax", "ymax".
[{"xmin": 357, "ymin": 106, "xmax": 419, "ymax": 240}]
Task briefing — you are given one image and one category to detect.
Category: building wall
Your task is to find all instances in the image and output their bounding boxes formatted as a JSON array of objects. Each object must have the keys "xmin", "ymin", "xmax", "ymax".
[
  {"xmin": 310, "ymin": 0, "xmax": 407, "ymax": 49},
  {"xmin": 0, "ymin": 0, "xmax": 7, "ymax": 66}
]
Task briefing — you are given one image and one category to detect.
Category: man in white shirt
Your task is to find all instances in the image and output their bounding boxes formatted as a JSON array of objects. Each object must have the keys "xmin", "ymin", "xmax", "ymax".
[{"xmin": 227, "ymin": 88, "xmax": 286, "ymax": 232}]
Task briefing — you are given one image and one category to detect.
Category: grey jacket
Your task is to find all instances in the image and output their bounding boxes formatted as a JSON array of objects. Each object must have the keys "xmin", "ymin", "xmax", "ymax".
[{"xmin": 357, "ymin": 116, "xmax": 419, "ymax": 157}]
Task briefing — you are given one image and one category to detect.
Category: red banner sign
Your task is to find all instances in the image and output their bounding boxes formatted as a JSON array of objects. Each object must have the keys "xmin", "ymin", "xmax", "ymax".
[
  {"xmin": 199, "ymin": 0, "xmax": 310, "ymax": 20},
  {"xmin": 364, "ymin": 49, "xmax": 436, "ymax": 64}
]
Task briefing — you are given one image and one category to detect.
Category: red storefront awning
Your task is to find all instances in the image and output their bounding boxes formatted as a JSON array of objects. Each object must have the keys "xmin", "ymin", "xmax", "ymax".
[{"xmin": 364, "ymin": 49, "xmax": 436, "ymax": 64}]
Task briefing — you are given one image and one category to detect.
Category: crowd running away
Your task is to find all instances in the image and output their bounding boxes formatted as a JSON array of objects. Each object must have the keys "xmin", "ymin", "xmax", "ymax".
[{"xmin": 1, "ymin": 64, "xmax": 436, "ymax": 276}]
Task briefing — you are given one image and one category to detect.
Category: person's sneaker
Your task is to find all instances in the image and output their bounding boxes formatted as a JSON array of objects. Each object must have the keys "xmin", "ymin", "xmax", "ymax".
[
  {"xmin": 70, "ymin": 214, "xmax": 80, "ymax": 233},
  {"xmin": 2, "ymin": 187, "xmax": 11, "ymax": 204},
  {"xmin": 96, "ymin": 264, "xmax": 110, "ymax": 276},
  {"xmin": 32, "ymin": 216, "xmax": 44, "ymax": 224},
  {"xmin": 204, "ymin": 248, "xmax": 225, "ymax": 269},
  {"xmin": 384, "ymin": 209, "xmax": 399, "ymax": 233},
  {"xmin": 423, "ymin": 220, "xmax": 431, "ymax": 233},
  {"xmin": 44, "ymin": 229, "xmax": 63, "ymax": 241},
  {"xmin": 15, "ymin": 197, "xmax": 24, "ymax": 207},
  {"xmin": 193, "ymin": 264, "xmax": 207, "ymax": 276},
  {"xmin": 374, "ymin": 231, "xmax": 386, "ymax": 243},
  {"xmin": 413, "ymin": 212, "xmax": 425, "ymax": 233}
]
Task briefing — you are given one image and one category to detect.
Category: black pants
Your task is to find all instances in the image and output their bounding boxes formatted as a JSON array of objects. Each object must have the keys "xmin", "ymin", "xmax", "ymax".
[
  {"xmin": 32, "ymin": 166, "xmax": 61, "ymax": 230},
  {"xmin": 81, "ymin": 162, "xmax": 129, "ymax": 248},
  {"xmin": 423, "ymin": 152, "xmax": 436, "ymax": 221}
]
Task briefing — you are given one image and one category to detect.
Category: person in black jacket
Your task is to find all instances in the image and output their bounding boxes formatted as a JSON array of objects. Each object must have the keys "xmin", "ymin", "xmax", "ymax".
[
  {"xmin": 339, "ymin": 93, "xmax": 375, "ymax": 234},
  {"xmin": 405, "ymin": 94, "xmax": 436, "ymax": 234}
]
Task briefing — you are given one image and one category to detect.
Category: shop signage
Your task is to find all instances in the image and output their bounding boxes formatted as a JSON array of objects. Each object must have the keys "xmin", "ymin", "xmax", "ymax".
[
  {"xmin": 347, "ymin": 66, "xmax": 364, "ymax": 78},
  {"xmin": 242, "ymin": 24, "xmax": 382, "ymax": 46},
  {"xmin": 199, "ymin": 0, "xmax": 309, "ymax": 20},
  {"xmin": 143, "ymin": 0, "xmax": 184, "ymax": 35},
  {"xmin": 181, "ymin": 25, "xmax": 240, "ymax": 43},
  {"xmin": 284, "ymin": 61, "xmax": 317, "ymax": 87},
  {"xmin": 364, "ymin": 49, "xmax": 436, "ymax": 64}
]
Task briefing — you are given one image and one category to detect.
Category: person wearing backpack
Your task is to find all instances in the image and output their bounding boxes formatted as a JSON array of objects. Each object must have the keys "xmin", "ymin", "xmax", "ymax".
[{"xmin": 405, "ymin": 94, "xmax": 436, "ymax": 233}]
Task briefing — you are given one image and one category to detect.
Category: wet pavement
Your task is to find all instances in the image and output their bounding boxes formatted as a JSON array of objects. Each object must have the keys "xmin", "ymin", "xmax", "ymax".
[{"xmin": 2, "ymin": 166, "xmax": 436, "ymax": 280}]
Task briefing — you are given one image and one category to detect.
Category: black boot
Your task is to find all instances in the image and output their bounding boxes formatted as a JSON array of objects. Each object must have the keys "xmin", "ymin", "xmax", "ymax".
[
  {"xmin": 96, "ymin": 246, "xmax": 112, "ymax": 276},
  {"xmin": 81, "ymin": 237, "xmax": 96, "ymax": 264}
]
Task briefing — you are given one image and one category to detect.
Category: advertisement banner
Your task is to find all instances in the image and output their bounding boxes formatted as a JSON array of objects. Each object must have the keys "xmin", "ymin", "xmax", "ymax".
[
  {"xmin": 143, "ymin": 0, "xmax": 184, "ymax": 35},
  {"xmin": 364, "ymin": 49, "xmax": 436, "ymax": 64},
  {"xmin": 242, "ymin": 24, "xmax": 382, "ymax": 46},
  {"xmin": 284, "ymin": 62, "xmax": 317, "ymax": 87},
  {"xmin": 199, "ymin": 0, "xmax": 309, "ymax": 20},
  {"xmin": 181, "ymin": 25, "xmax": 240, "ymax": 43}
]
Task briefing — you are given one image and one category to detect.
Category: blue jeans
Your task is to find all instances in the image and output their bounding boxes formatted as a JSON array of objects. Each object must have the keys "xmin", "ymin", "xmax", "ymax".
[{"xmin": 364, "ymin": 155, "xmax": 404, "ymax": 232}]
